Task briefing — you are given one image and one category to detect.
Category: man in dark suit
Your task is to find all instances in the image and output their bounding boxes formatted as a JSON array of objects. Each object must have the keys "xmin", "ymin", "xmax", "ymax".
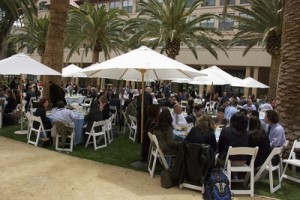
[
  {"xmin": 49, "ymin": 81, "xmax": 66, "ymax": 107},
  {"xmin": 136, "ymin": 87, "xmax": 153, "ymax": 143}
]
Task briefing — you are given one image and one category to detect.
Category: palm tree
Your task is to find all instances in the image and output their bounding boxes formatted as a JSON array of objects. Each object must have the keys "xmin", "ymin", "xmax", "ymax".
[
  {"xmin": 65, "ymin": 1, "xmax": 128, "ymax": 64},
  {"xmin": 125, "ymin": 0, "xmax": 226, "ymax": 59},
  {"xmin": 228, "ymin": 0, "xmax": 283, "ymax": 100},
  {"xmin": 0, "ymin": 0, "xmax": 36, "ymax": 58},
  {"xmin": 7, "ymin": 16, "xmax": 49, "ymax": 63},
  {"xmin": 43, "ymin": 0, "xmax": 69, "ymax": 99},
  {"xmin": 276, "ymin": 0, "xmax": 300, "ymax": 142}
]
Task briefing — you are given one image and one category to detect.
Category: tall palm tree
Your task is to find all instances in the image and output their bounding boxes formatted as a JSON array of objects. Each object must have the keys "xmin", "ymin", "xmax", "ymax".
[
  {"xmin": 65, "ymin": 1, "xmax": 128, "ymax": 63},
  {"xmin": 7, "ymin": 16, "xmax": 49, "ymax": 63},
  {"xmin": 228, "ymin": 0, "xmax": 283, "ymax": 100},
  {"xmin": 0, "ymin": 0, "xmax": 36, "ymax": 58},
  {"xmin": 276, "ymin": 0, "xmax": 300, "ymax": 142},
  {"xmin": 43, "ymin": 0, "xmax": 69, "ymax": 99},
  {"xmin": 125, "ymin": 0, "xmax": 226, "ymax": 59}
]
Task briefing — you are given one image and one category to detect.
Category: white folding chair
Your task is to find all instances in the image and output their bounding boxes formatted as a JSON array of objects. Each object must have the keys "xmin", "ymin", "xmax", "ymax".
[
  {"xmin": 82, "ymin": 97, "xmax": 93, "ymax": 112},
  {"xmin": 128, "ymin": 115, "xmax": 137, "ymax": 142},
  {"xmin": 55, "ymin": 122, "xmax": 75, "ymax": 153},
  {"xmin": 204, "ymin": 101, "xmax": 210, "ymax": 113},
  {"xmin": 281, "ymin": 140, "xmax": 300, "ymax": 184},
  {"xmin": 106, "ymin": 115, "xmax": 114, "ymax": 144},
  {"xmin": 224, "ymin": 146, "xmax": 259, "ymax": 197},
  {"xmin": 109, "ymin": 106, "xmax": 119, "ymax": 125},
  {"xmin": 253, "ymin": 146, "xmax": 285, "ymax": 193},
  {"xmin": 85, "ymin": 120, "xmax": 107, "ymax": 150},
  {"xmin": 122, "ymin": 110, "xmax": 131, "ymax": 134},
  {"xmin": 27, "ymin": 115, "xmax": 48, "ymax": 146},
  {"xmin": 147, "ymin": 132, "xmax": 172, "ymax": 178}
]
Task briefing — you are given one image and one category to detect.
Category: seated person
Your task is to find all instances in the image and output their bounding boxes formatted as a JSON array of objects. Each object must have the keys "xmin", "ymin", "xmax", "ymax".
[
  {"xmin": 4, "ymin": 89, "xmax": 17, "ymax": 114},
  {"xmin": 248, "ymin": 115, "xmax": 271, "ymax": 168},
  {"xmin": 218, "ymin": 112, "xmax": 249, "ymax": 166},
  {"xmin": 125, "ymin": 96, "xmax": 137, "ymax": 124},
  {"xmin": 185, "ymin": 114, "xmax": 217, "ymax": 152},
  {"xmin": 154, "ymin": 108, "xmax": 180, "ymax": 155},
  {"xmin": 213, "ymin": 106, "xmax": 229, "ymax": 128},
  {"xmin": 185, "ymin": 104, "xmax": 203, "ymax": 125},
  {"xmin": 33, "ymin": 98, "xmax": 52, "ymax": 138},
  {"xmin": 52, "ymin": 101, "xmax": 80, "ymax": 146},
  {"xmin": 264, "ymin": 110, "xmax": 286, "ymax": 148},
  {"xmin": 171, "ymin": 104, "xmax": 188, "ymax": 128},
  {"xmin": 242, "ymin": 98, "xmax": 256, "ymax": 111},
  {"xmin": 164, "ymin": 96, "xmax": 177, "ymax": 109},
  {"xmin": 85, "ymin": 95, "xmax": 109, "ymax": 133},
  {"xmin": 25, "ymin": 85, "xmax": 37, "ymax": 112}
]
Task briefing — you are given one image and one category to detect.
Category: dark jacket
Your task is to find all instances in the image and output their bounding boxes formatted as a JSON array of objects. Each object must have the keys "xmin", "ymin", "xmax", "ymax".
[
  {"xmin": 85, "ymin": 103, "xmax": 109, "ymax": 132},
  {"xmin": 170, "ymin": 142, "xmax": 215, "ymax": 186},
  {"xmin": 49, "ymin": 83, "xmax": 66, "ymax": 107},
  {"xmin": 185, "ymin": 127, "xmax": 217, "ymax": 152},
  {"xmin": 218, "ymin": 126, "xmax": 249, "ymax": 161},
  {"xmin": 248, "ymin": 129, "xmax": 271, "ymax": 168},
  {"xmin": 154, "ymin": 124, "xmax": 179, "ymax": 155},
  {"xmin": 4, "ymin": 96, "xmax": 17, "ymax": 113},
  {"xmin": 33, "ymin": 107, "xmax": 52, "ymax": 130}
]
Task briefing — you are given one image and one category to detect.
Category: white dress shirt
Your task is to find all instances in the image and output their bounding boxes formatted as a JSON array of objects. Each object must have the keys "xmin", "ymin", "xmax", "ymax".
[{"xmin": 171, "ymin": 111, "xmax": 187, "ymax": 128}]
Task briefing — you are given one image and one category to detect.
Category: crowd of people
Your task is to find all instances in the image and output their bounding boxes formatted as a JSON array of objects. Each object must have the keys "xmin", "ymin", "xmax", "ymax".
[{"xmin": 0, "ymin": 77, "xmax": 286, "ymax": 173}]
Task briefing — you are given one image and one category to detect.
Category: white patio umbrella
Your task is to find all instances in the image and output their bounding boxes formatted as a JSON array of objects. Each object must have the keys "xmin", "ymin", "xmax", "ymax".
[
  {"xmin": 62, "ymin": 64, "xmax": 87, "ymax": 77},
  {"xmin": 0, "ymin": 53, "xmax": 61, "ymax": 134},
  {"xmin": 82, "ymin": 46, "xmax": 206, "ymax": 142},
  {"xmin": 241, "ymin": 77, "xmax": 269, "ymax": 88}
]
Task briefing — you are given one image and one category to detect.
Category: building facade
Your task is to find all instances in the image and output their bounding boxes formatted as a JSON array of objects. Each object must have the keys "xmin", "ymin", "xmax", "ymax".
[{"xmin": 33, "ymin": 0, "xmax": 271, "ymax": 97}]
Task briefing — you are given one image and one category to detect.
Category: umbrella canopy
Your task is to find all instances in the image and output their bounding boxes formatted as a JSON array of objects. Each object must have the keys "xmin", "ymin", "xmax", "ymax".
[
  {"xmin": 0, "ymin": 53, "xmax": 61, "ymax": 75},
  {"xmin": 82, "ymin": 46, "xmax": 205, "ymax": 80},
  {"xmin": 82, "ymin": 46, "xmax": 206, "ymax": 143},
  {"xmin": 62, "ymin": 64, "xmax": 87, "ymax": 77},
  {"xmin": 241, "ymin": 77, "xmax": 269, "ymax": 88},
  {"xmin": 192, "ymin": 65, "xmax": 237, "ymax": 85}
]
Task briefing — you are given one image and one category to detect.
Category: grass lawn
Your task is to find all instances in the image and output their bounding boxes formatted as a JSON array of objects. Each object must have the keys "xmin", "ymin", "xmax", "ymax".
[{"xmin": 0, "ymin": 123, "xmax": 299, "ymax": 199}]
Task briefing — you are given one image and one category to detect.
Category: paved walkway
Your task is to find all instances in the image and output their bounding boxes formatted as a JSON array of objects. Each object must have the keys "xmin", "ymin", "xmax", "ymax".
[{"xmin": 0, "ymin": 136, "xmax": 276, "ymax": 200}]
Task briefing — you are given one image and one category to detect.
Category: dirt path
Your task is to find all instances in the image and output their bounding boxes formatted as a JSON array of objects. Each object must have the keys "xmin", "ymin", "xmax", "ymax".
[{"xmin": 0, "ymin": 136, "xmax": 276, "ymax": 200}]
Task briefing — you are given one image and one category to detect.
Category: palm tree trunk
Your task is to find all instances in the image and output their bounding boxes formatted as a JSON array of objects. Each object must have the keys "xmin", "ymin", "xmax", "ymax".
[
  {"xmin": 0, "ymin": 18, "xmax": 15, "ymax": 59},
  {"xmin": 267, "ymin": 53, "xmax": 281, "ymax": 100},
  {"xmin": 276, "ymin": 0, "xmax": 300, "ymax": 142},
  {"xmin": 92, "ymin": 48, "xmax": 100, "ymax": 63},
  {"xmin": 43, "ymin": 0, "xmax": 69, "ymax": 103}
]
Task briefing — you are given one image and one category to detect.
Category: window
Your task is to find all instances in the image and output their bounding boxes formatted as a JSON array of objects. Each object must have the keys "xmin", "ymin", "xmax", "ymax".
[
  {"xmin": 220, "ymin": 0, "xmax": 235, "ymax": 5},
  {"xmin": 123, "ymin": 0, "xmax": 133, "ymax": 13},
  {"xmin": 110, "ymin": 0, "xmax": 120, "ymax": 9},
  {"xmin": 203, "ymin": 0, "xmax": 216, "ymax": 6},
  {"xmin": 240, "ymin": 0, "xmax": 249, "ymax": 4},
  {"xmin": 186, "ymin": 0, "xmax": 195, "ymax": 8},
  {"xmin": 218, "ymin": 14, "xmax": 234, "ymax": 31},
  {"xmin": 97, "ymin": 3, "xmax": 106, "ymax": 9},
  {"xmin": 39, "ymin": 1, "xmax": 48, "ymax": 11},
  {"xmin": 200, "ymin": 18, "xmax": 215, "ymax": 28}
]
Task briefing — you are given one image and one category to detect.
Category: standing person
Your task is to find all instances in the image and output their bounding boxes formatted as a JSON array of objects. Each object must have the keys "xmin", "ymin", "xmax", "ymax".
[
  {"xmin": 9, "ymin": 77, "xmax": 19, "ymax": 90},
  {"xmin": 163, "ymin": 82, "xmax": 172, "ymax": 99},
  {"xmin": 264, "ymin": 110, "xmax": 286, "ymax": 148},
  {"xmin": 136, "ymin": 87, "xmax": 153, "ymax": 143},
  {"xmin": 49, "ymin": 81, "xmax": 66, "ymax": 107}
]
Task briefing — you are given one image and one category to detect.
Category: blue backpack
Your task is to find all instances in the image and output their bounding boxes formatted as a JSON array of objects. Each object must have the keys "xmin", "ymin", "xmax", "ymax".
[{"xmin": 203, "ymin": 169, "xmax": 231, "ymax": 200}]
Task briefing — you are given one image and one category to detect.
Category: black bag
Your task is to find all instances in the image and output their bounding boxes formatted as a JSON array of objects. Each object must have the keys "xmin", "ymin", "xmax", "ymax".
[
  {"xmin": 38, "ymin": 137, "xmax": 51, "ymax": 148},
  {"xmin": 160, "ymin": 170, "xmax": 176, "ymax": 189},
  {"xmin": 203, "ymin": 169, "xmax": 231, "ymax": 200}
]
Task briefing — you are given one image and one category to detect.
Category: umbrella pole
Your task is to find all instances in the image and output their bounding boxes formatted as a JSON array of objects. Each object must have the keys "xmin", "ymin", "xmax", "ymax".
[{"xmin": 141, "ymin": 69, "xmax": 146, "ymax": 144}]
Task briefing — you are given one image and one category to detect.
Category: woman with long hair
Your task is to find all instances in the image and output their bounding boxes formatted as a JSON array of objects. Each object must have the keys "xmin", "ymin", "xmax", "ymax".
[
  {"xmin": 185, "ymin": 114, "xmax": 217, "ymax": 152},
  {"xmin": 154, "ymin": 108, "xmax": 180, "ymax": 155},
  {"xmin": 248, "ymin": 115, "xmax": 271, "ymax": 168},
  {"xmin": 4, "ymin": 89, "xmax": 17, "ymax": 113},
  {"xmin": 218, "ymin": 112, "xmax": 249, "ymax": 165}
]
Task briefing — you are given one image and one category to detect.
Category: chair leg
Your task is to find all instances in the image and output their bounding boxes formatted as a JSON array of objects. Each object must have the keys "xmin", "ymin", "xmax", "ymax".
[{"xmin": 85, "ymin": 135, "xmax": 91, "ymax": 148}]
